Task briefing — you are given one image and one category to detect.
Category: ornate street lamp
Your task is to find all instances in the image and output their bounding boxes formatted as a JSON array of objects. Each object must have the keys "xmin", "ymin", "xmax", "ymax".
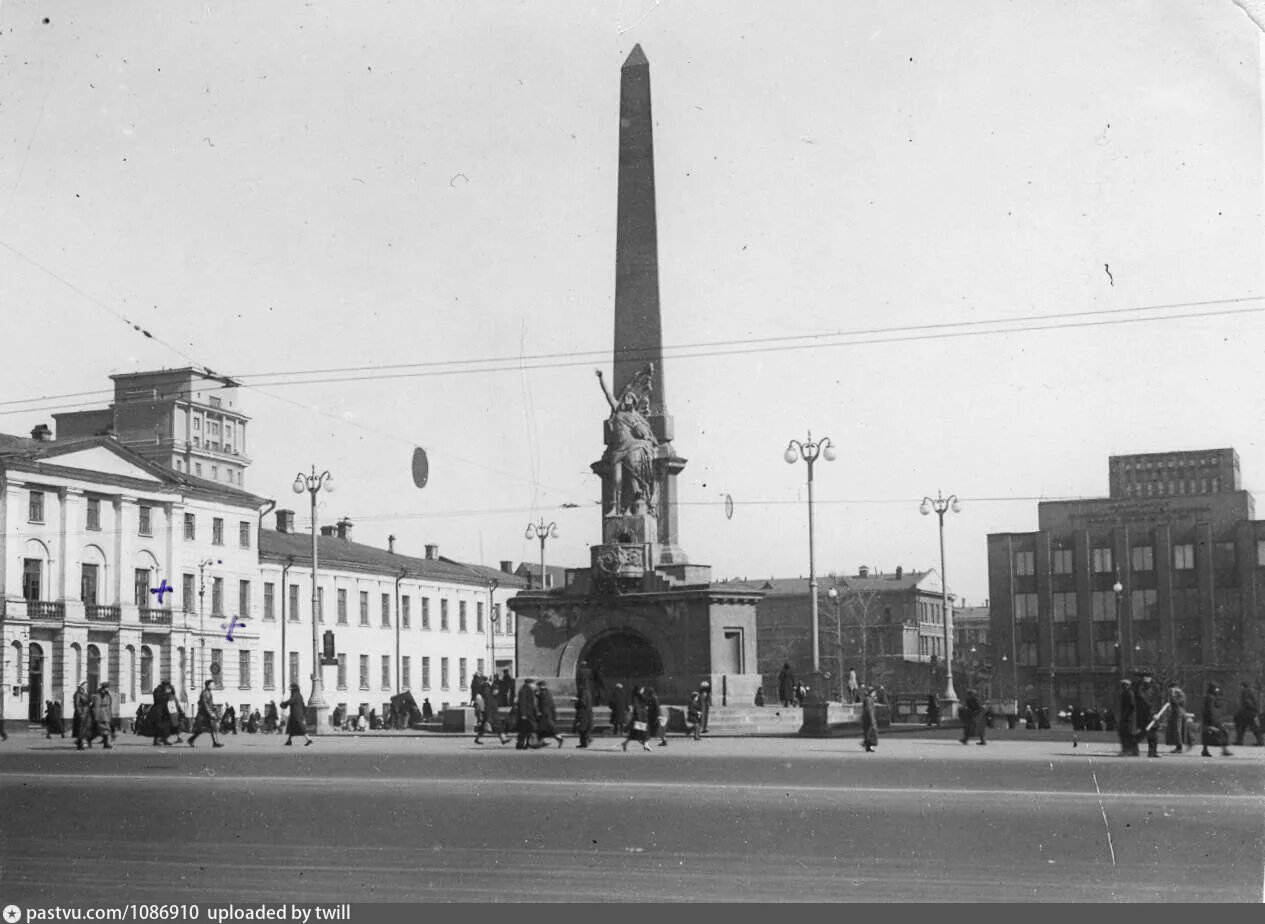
[
  {"xmin": 785, "ymin": 432, "xmax": 836, "ymax": 681},
  {"xmin": 826, "ymin": 585, "xmax": 844, "ymax": 701},
  {"xmin": 1113, "ymin": 569, "xmax": 1125, "ymax": 681},
  {"xmin": 920, "ymin": 491, "xmax": 961, "ymax": 711},
  {"xmin": 292, "ymin": 466, "xmax": 334, "ymax": 733},
  {"xmin": 196, "ymin": 557, "xmax": 220, "ymax": 691},
  {"xmin": 525, "ymin": 519, "xmax": 559, "ymax": 590}
]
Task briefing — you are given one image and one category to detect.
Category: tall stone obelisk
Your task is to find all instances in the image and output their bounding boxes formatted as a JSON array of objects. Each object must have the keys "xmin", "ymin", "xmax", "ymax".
[{"xmin": 603, "ymin": 44, "xmax": 688, "ymax": 564}]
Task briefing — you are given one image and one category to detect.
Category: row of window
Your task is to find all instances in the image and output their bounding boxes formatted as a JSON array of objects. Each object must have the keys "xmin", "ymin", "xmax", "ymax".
[
  {"xmin": 257, "ymin": 584, "xmax": 511, "ymax": 634},
  {"xmin": 1012, "ymin": 633, "xmax": 1199, "ymax": 668},
  {"xmin": 1012, "ymin": 539, "xmax": 1257, "ymax": 577},
  {"xmin": 1015, "ymin": 587, "xmax": 1198, "ymax": 623},
  {"xmin": 915, "ymin": 601, "xmax": 945, "ymax": 624},
  {"xmin": 26, "ymin": 491, "xmax": 252, "ymax": 548},
  {"xmin": 1121, "ymin": 478, "xmax": 1218, "ymax": 497},
  {"xmin": 223, "ymin": 651, "xmax": 484, "ymax": 694},
  {"xmin": 174, "ymin": 459, "xmax": 244, "ymax": 485}
]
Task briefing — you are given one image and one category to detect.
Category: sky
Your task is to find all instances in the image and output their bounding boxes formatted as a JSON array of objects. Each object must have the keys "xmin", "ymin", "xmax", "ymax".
[{"xmin": 1, "ymin": 0, "xmax": 1262, "ymax": 606}]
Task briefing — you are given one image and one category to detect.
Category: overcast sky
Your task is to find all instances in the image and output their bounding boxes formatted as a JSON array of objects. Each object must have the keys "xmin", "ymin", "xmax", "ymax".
[{"xmin": 1, "ymin": 1, "xmax": 1261, "ymax": 604}]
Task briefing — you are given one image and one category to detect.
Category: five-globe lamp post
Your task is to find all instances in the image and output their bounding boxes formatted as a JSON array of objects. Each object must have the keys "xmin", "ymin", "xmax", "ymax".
[
  {"xmin": 920, "ymin": 491, "xmax": 961, "ymax": 713},
  {"xmin": 292, "ymin": 466, "xmax": 334, "ymax": 734},
  {"xmin": 784, "ymin": 432, "xmax": 836, "ymax": 690},
  {"xmin": 525, "ymin": 519, "xmax": 559, "ymax": 591}
]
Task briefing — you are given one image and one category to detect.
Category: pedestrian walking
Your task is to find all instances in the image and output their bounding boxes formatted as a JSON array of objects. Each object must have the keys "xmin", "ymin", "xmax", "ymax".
[
  {"xmin": 536, "ymin": 680, "xmax": 564, "ymax": 748},
  {"xmin": 1135, "ymin": 672, "xmax": 1162, "ymax": 758},
  {"xmin": 926, "ymin": 692, "xmax": 941, "ymax": 727},
  {"xmin": 961, "ymin": 688, "xmax": 985, "ymax": 745},
  {"xmin": 44, "ymin": 699, "xmax": 65, "ymax": 738},
  {"xmin": 778, "ymin": 663, "xmax": 796, "ymax": 708},
  {"xmin": 475, "ymin": 677, "xmax": 509, "ymax": 745},
  {"xmin": 499, "ymin": 669, "xmax": 514, "ymax": 707},
  {"xmin": 574, "ymin": 696, "xmax": 594, "ymax": 748},
  {"xmin": 514, "ymin": 678, "xmax": 538, "ymax": 750},
  {"xmin": 860, "ymin": 686, "xmax": 879, "ymax": 752},
  {"xmin": 609, "ymin": 682, "xmax": 629, "ymax": 737},
  {"xmin": 73, "ymin": 682, "xmax": 95, "ymax": 750},
  {"xmin": 1201, "ymin": 682, "xmax": 1232, "ymax": 757},
  {"xmin": 1233, "ymin": 680, "xmax": 1263, "ymax": 747},
  {"xmin": 647, "ymin": 687, "xmax": 668, "ymax": 747},
  {"xmin": 90, "ymin": 682, "xmax": 115, "ymax": 749},
  {"xmin": 1118, "ymin": 680, "xmax": 1139, "ymax": 756},
  {"xmin": 282, "ymin": 682, "xmax": 312, "ymax": 747},
  {"xmin": 188, "ymin": 680, "xmax": 225, "ymax": 748},
  {"xmin": 686, "ymin": 692, "xmax": 703, "ymax": 741},
  {"xmin": 698, "ymin": 680, "xmax": 712, "ymax": 734},
  {"xmin": 754, "ymin": 687, "xmax": 765, "ymax": 707},
  {"xmin": 1165, "ymin": 684, "xmax": 1188, "ymax": 752},
  {"xmin": 622, "ymin": 686, "xmax": 652, "ymax": 752}
]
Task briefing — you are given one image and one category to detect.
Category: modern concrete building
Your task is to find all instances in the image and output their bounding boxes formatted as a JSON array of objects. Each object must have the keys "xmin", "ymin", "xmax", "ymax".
[
  {"xmin": 987, "ymin": 448, "xmax": 1264, "ymax": 714},
  {"xmin": 53, "ymin": 366, "xmax": 251, "ymax": 488}
]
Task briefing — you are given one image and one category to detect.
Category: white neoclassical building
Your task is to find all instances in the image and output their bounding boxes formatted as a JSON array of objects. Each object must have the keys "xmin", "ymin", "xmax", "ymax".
[{"xmin": 0, "ymin": 431, "xmax": 268, "ymax": 722}]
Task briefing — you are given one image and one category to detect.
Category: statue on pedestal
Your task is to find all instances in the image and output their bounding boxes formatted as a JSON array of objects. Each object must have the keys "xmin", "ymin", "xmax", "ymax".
[{"xmin": 596, "ymin": 365, "xmax": 658, "ymax": 516}]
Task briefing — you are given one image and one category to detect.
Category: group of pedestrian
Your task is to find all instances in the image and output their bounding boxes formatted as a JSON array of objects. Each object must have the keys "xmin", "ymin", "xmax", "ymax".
[
  {"xmin": 1112, "ymin": 673, "xmax": 1257, "ymax": 758},
  {"xmin": 65, "ymin": 680, "xmax": 115, "ymax": 750}
]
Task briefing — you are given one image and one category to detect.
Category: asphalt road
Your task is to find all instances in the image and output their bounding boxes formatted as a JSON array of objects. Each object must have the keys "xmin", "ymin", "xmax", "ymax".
[{"xmin": 2, "ymin": 731, "xmax": 1262, "ymax": 903}]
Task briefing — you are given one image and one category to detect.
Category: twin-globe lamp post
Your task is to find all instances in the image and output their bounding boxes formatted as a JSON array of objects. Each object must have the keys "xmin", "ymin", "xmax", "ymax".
[
  {"xmin": 920, "ymin": 491, "xmax": 960, "ymax": 711},
  {"xmin": 525, "ymin": 519, "xmax": 559, "ymax": 591},
  {"xmin": 784, "ymin": 432, "xmax": 836, "ymax": 690},
  {"xmin": 292, "ymin": 466, "xmax": 334, "ymax": 733}
]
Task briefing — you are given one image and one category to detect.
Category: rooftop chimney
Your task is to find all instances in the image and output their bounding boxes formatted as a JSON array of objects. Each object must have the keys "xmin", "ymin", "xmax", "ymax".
[
  {"xmin": 388, "ymin": 535, "xmax": 396, "ymax": 554},
  {"xmin": 500, "ymin": 560, "xmax": 514, "ymax": 574},
  {"xmin": 858, "ymin": 565, "xmax": 870, "ymax": 578},
  {"xmin": 30, "ymin": 423, "xmax": 52, "ymax": 442},
  {"xmin": 275, "ymin": 510, "xmax": 295, "ymax": 534},
  {"xmin": 335, "ymin": 517, "xmax": 353, "ymax": 542},
  {"xmin": 425, "ymin": 544, "xmax": 439, "ymax": 560}
]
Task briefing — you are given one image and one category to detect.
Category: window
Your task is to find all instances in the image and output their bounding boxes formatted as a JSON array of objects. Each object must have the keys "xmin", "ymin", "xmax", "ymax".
[
  {"xmin": 211, "ymin": 577, "xmax": 223, "ymax": 616},
  {"xmin": 1257, "ymin": 539, "xmax": 1265, "ymax": 567},
  {"xmin": 422, "ymin": 598, "xmax": 431, "ymax": 630},
  {"xmin": 139, "ymin": 506, "xmax": 152, "ymax": 536},
  {"xmin": 1017, "ymin": 642, "xmax": 1038, "ymax": 666},
  {"xmin": 264, "ymin": 651, "xmax": 275, "ymax": 689},
  {"xmin": 459, "ymin": 658, "xmax": 467, "ymax": 690},
  {"xmin": 1174, "ymin": 544, "xmax": 1195, "ymax": 570},
  {"xmin": 359, "ymin": 655, "xmax": 370, "ymax": 690},
  {"xmin": 381, "ymin": 593, "xmax": 391, "ymax": 628},
  {"xmin": 1013, "ymin": 593, "xmax": 1038, "ymax": 621},
  {"xmin": 476, "ymin": 602, "xmax": 484, "ymax": 633},
  {"xmin": 28, "ymin": 490, "xmax": 44, "ymax": 523},
  {"xmin": 239, "ymin": 650, "xmax": 251, "ymax": 689},
  {"xmin": 459, "ymin": 601, "xmax": 467, "ymax": 632},
  {"xmin": 264, "ymin": 583, "xmax": 275, "ymax": 621},
  {"xmin": 184, "ymin": 513, "xmax": 196, "ymax": 540},
  {"xmin": 337, "ymin": 654, "xmax": 347, "ymax": 690},
  {"xmin": 401, "ymin": 596, "xmax": 411, "ymax": 629},
  {"xmin": 1055, "ymin": 640, "xmax": 1077, "ymax": 666},
  {"xmin": 1172, "ymin": 587, "xmax": 1200, "ymax": 620},
  {"xmin": 183, "ymin": 574, "xmax": 195, "ymax": 613},
  {"xmin": 140, "ymin": 646, "xmax": 153, "ymax": 691},
  {"xmin": 289, "ymin": 652, "xmax": 299, "ymax": 688},
  {"xmin": 1091, "ymin": 547, "xmax": 1112, "ymax": 574},
  {"xmin": 1013, "ymin": 551, "xmax": 1035, "ymax": 576},
  {"xmin": 1091, "ymin": 590, "xmax": 1117, "ymax": 622},
  {"xmin": 441, "ymin": 657, "xmax": 450, "ymax": 689},
  {"xmin": 134, "ymin": 568, "xmax": 151, "ymax": 607},
  {"xmin": 212, "ymin": 518, "xmax": 224, "ymax": 545},
  {"xmin": 359, "ymin": 591, "xmax": 369, "ymax": 626},
  {"xmin": 402, "ymin": 656, "xmax": 411, "ymax": 690},
  {"xmin": 441, "ymin": 599, "xmax": 449, "ymax": 631},
  {"xmin": 1130, "ymin": 589, "xmax": 1158, "ymax": 622},
  {"xmin": 381, "ymin": 655, "xmax": 391, "ymax": 690},
  {"xmin": 195, "ymin": 463, "xmax": 202, "ymax": 477},
  {"xmin": 1214, "ymin": 542, "xmax": 1236, "ymax": 571},
  {"xmin": 1131, "ymin": 546, "xmax": 1154, "ymax": 572},
  {"xmin": 317, "ymin": 587, "xmax": 324, "ymax": 624},
  {"xmin": 337, "ymin": 588, "xmax": 348, "ymax": 625},
  {"xmin": 289, "ymin": 585, "xmax": 300, "ymax": 622},
  {"xmin": 211, "ymin": 648, "xmax": 223, "ymax": 689},
  {"xmin": 477, "ymin": 658, "xmax": 485, "ymax": 677},
  {"xmin": 86, "ymin": 497, "xmax": 101, "ymax": 531},
  {"xmin": 422, "ymin": 657, "xmax": 431, "ymax": 690},
  {"xmin": 1093, "ymin": 637, "xmax": 1118, "ymax": 666},
  {"xmin": 79, "ymin": 564, "xmax": 99, "ymax": 604},
  {"xmin": 1051, "ymin": 592, "xmax": 1077, "ymax": 623},
  {"xmin": 239, "ymin": 521, "xmax": 251, "ymax": 549},
  {"xmin": 505, "ymin": 611, "xmax": 514, "ymax": 636},
  {"xmin": 239, "ymin": 580, "xmax": 251, "ymax": 618},
  {"xmin": 194, "ymin": 417, "xmax": 201, "ymax": 431},
  {"xmin": 211, "ymin": 466, "xmax": 218, "ymax": 481}
]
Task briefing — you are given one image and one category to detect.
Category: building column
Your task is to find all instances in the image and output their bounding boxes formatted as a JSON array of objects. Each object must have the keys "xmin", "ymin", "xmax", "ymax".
[{"xmin": 1155, "ymin": 525, "xmax": 1174, "ymax": 665}]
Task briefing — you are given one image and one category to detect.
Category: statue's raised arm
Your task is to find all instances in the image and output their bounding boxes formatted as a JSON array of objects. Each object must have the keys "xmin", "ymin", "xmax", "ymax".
[{"xmin": 595, "ymin": 369, "xmax": 618, "ymax": 412}]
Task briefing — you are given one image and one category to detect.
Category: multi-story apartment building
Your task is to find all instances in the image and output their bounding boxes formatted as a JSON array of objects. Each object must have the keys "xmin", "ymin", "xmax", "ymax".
[
  {"xmin": 54, "ymin": 366, "xmax": 251, "ymax": 488},
  {"xmin": 258, "ymin": 512, "xmax": 526, "ymax": 721},
  {"xmin": 0, "ymin": 428, "xmax": 267, "ymax": 721},
  {"xmin": 988, "ymin": 448, "xmax": 1264, "ymax": 714}
]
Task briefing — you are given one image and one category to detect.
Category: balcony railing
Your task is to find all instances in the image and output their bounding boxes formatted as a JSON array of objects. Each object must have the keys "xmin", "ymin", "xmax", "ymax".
[
  {"xmin": 85, "ymin": 604, "xmax": 121, "ymax": 622},
  {"xmin": 140, "ymin": 608, "xmax": 173, "ymax": 626},
  {"xmin": 28, "ymin": 600, "xmax": 65, "ymax": 620}
]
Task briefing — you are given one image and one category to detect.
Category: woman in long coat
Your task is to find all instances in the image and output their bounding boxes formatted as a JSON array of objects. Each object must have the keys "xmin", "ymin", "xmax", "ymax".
[
  {"xmin": 621, "ymin": 686, "xmax": 652, "ymax": 752},
  {"xmin": 860, "ymin": 687, "xmax": 879, "ymax": 752},
  {"xmin": 646, "ymin": 687, "xmax": 668, "ymax": 747},
  {"xmin": 73, "ymin": 682, "xmax": 95, "ymax": 750},
  {"xmin": 148, "ymin": 681, "xmax": 175, "ymax": 745},
  {"xmin": 282, "ymin": 683, "xmax": 312, "ymax": 747},
  {"xmin": 778, "ymin": 663, "xmax": 796, "ymax": 708}
]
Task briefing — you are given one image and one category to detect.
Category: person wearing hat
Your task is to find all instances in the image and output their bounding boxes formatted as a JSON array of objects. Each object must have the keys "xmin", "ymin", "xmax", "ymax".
[
  {"xmin": 282, "ymin": 682, "xmax": 312, "ymax": 747},
  {"xmin": 1135, "ymin": 672, "xmax": 1162, "ymax": 758},
  {"xmin": 188, "ymin": 679, "xmax": 225, "ymax": 748},
  {"xmin": 1233, "ymin": 680, "xmax": 1263, "ymax": 747},
  {"xmin": 535, "ymin": 680, "xmax": 563, "ymax": 748},
  {"xmin": 514, "ymin": 677, "xmax": 538, "ymax": 750},
  {"xmin": 1201, "ymin": 682, "xmax": 1232, "ymax": 757},
  {"xmin": 698, "ymin": 680, "xmax": 712, "ymax": 735},
  {"xmin": 90, "ymin": 682, "xmax": 115, "ymax": 749},
  {"xmin": 1117, "ymin": 679, "xmax": 1139, "ymax": 756},
  {"xmin": 860, "ymin": 685, "xmax": 879, "ymax": 753},
  {"xmin": 73, "ymin": 681, "xmax": 94, "ymax": 750}
]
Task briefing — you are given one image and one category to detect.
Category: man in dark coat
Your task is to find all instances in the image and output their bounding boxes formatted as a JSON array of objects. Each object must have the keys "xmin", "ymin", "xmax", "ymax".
[
  {"xmin": 1118, "ymin": 679, "xmax": 1139, "ymax": 756},
  {"xmin": 961, "ymin": 689, "xmax": 985, "ymax": 745},
  {"xmin": 515, "ymin": 679, "xmax": 538, "ymax": 750},
  {"xmin": 777, "ymin": 663, "xmax": 795, "ymax": 708},
  {"xmin": 1233, "ymin": 681, "xmax": 1263, "ymax": 747},
  {"xmin": 575, "ymin": 661, "xmax": 594, "ymax": 705},
  {"xmin": 536, "ymin": 680, "xmax": 563, "ymax": 747},
  {"xmin": 609, "ymin": 682, "xmax": 629, "ymax": 736},
  {"xmin": 860, "ymin": 687, "xmax": 879, "ymax": 752},
  {"xmin": 1135, "ymin": 672, "xmax": 1162, "ymax": 758},
  {"xmin": 474, "ymin": 677, "xmax": 508, "ymax": 745},
  {"xmin": 574, "ymin": 697, "xmax": 594, "ymax": 748},
  {"xmin": 1202, "ymin": 683, "xmax": 1232, "ymax": 757},
  {"xmin": 698, "ymin": 681, "xmax": 712, "ymax": 734},
  {"xmin": 283, "ymin": 682, "xmax": 312, "ymax": 747},
  {"xmin": 925, "ymin": 692, "xmax": 941, "ymax": 727},
  {"xmin": 188, "ymin": 679, "xmax": 225, "ymax": 748},
  {"xmin": 499, "ymin": 669, "xmax": 514, "ymax": 707},
  {"xmin": 90, "ymin": 682, "xmax": 115, "ymax": 749},
  {"xmin": 73, "ymin": 682, "xmax": 95, "ymax": 750}
]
